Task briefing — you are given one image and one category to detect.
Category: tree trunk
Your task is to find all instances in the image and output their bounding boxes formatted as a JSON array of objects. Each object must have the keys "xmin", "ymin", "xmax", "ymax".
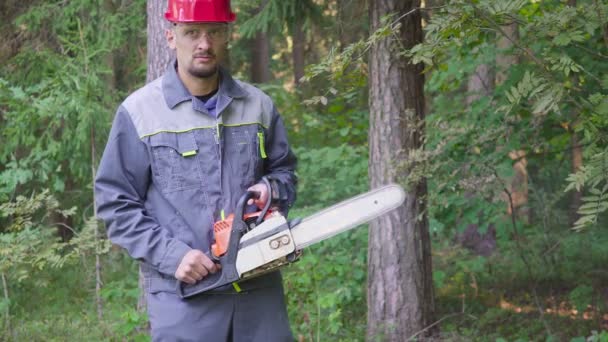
[
  {"xmin": 466, "ymin": 64, "xmax": 493, "ymax": 105},
  {"xmin": 249, "ymin": 0, "xmax": 271, "ymax": 84},
  {"xmin": 495, "ymin": 22, "xmax": 529, "ymax": 222},
  {"xmin": 139, "ymin": 0, "xmax": 174, "ymax": 320},
  {"xmin": 457, "ymin": 63, "xmax": 498, "ymax": 255},
  {"xmin": 147, "ymin": 0, "xmax": 174, "ymax": 83},
  {"xmin": 292, "ymin": 15, "xmax": 306, "ymax": 87},
  {"xmin": 367, "ymin": 1, "xmax": 435, "ymax": 340},
  {"xmin": 570, "ymin": 133, "xmax": 583, "ymax": 224},
  {"xmin": 568, "ymin": 0, "xmax": 583, "ymax": 225},
  {"xmin": 250, "ymin": 30, "xmax": 271, "ymax": 83}
]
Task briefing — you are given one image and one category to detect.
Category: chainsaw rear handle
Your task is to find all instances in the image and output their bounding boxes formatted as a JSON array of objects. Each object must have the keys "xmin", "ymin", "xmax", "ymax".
[
  {"xmin": 255, "ymin": 177, "xmax": 273, "ymax": 226},
  {"xmin": 177, "ymin": 190, "xmax": 258, "ymax": 298}
]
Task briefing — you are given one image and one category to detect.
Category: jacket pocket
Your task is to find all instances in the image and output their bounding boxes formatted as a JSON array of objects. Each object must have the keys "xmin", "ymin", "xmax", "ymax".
[
  {"xmin": 149, "ymin": 132, "xmax": 203, "ymax": 193},
  {"xmin": 225, "ymin": 127, "xmax": 257, "ymax": 186},
  {"xmin": 141, "ymin": 263, "xmax": 178, "ymax": 294}
]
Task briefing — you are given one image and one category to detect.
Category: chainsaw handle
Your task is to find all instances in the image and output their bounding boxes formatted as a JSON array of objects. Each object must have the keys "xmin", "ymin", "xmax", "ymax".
[
  {"xmin": 176, "ymin": 254, "xmax": 240, "ymax": 298},
  {"xmin": 236, "ymin": 190, "xmax": 258, "ymax": 220},
  {"xmin": 255, "ymin": 177, "xmax": 273, "ymax": 226},
  {"xmin": 177, "ymin": 191, "xmax": 257, "ymax": 298}
]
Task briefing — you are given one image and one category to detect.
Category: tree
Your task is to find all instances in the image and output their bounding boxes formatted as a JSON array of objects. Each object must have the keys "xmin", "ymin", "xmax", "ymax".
[
  {"xmin": 249, "ymin": 1, "xmax": 271, "ymax": 83},
  {"xmin": 147, "ymin": 0, "xmax": 174, "ymax": 83},
  {"xmin": 136, "ymin": 0, "xmax": 175, "ymax": 317},
  {"xmin": 367, "ymin": 1, "xmax": 435, "ymax": 340},
  {"xmin": 238, "ymin": 0, "xmax": 323, "ymax": 87}
]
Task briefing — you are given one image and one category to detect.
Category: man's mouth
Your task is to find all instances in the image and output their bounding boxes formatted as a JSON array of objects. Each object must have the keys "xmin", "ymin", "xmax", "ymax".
[{"xmin": 194, "ymin": 54, "xmax": 214, "ymax": 62}]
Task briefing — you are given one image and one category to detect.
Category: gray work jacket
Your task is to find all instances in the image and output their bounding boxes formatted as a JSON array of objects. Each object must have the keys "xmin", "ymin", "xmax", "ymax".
[{"xmin": 94, "ymin": 64, "xmax": 297, "ymax": 294}]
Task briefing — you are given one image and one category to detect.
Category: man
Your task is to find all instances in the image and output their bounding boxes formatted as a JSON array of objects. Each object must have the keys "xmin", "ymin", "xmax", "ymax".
[{"xmin": 94, "ymin": 0, "xmax": 297, "ymax": 340}]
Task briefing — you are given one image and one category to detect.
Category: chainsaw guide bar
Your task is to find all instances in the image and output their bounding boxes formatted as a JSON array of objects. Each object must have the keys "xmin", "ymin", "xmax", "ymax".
[{"xmin": 178, "ymin": 184, "xmax": 406, "ymax": 298}]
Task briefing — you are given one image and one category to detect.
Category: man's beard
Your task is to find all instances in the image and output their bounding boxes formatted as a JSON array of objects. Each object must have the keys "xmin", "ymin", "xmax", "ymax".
[{"xmin": 188, "ymin": 64, "xmax": 218, "ymax": 79}]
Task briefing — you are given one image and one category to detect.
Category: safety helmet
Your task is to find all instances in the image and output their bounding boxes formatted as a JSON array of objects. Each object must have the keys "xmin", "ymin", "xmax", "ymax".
[{"xmin": 165, "ymin": 0, "xmax": 236, "ymax": 23}]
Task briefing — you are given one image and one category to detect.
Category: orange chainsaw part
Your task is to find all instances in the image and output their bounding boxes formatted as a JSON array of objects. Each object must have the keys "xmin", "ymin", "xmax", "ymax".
[{"xmin": 211, "ymin": 210, "xmax": 273, "ymax": 258}]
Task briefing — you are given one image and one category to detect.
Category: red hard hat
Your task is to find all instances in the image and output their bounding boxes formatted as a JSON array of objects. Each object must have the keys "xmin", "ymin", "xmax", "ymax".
[{"xmin": 165, "ymin": 0, "xmax": 236, "ymax": 23}]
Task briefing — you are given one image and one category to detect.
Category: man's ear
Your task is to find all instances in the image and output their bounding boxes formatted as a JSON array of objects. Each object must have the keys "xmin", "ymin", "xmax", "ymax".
[{"xmin": 165, "ymin": 28, "xmax": 176, "ymax": 49}]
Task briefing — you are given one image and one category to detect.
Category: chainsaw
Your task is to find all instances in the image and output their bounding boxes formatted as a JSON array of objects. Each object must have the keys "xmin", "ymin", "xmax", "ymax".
[{"xmin": 177, "ymin": 180, "xmax": 406, "ymax": 298}]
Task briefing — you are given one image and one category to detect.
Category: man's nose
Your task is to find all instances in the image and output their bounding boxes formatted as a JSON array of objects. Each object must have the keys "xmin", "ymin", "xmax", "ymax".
[{"xmin": 196, "ymin": 34, "xmax": 213, "ymax": 49}]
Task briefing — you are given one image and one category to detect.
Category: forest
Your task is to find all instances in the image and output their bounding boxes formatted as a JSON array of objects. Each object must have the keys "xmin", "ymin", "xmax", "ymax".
[{"xmin": 1, "ymin": 0, "xmax": 607, "ymax": 341}]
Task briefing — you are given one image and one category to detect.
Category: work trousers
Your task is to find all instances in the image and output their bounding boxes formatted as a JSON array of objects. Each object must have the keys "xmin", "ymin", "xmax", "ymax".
[{"xmin": 146, "ymin": 284, "xmax": 294, "ymax": 342}]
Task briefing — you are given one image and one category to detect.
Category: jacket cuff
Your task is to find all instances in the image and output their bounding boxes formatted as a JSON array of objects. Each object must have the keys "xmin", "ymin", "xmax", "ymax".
[{"xmin": 158, "ymin": 239, "xmax": 192, "ymax": 277}]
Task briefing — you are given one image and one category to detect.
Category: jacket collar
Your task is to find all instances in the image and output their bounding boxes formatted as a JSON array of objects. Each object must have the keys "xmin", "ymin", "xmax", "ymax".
[{"xmin": 162, "ymin": 60, "xmax": 247, "ymax": 110}]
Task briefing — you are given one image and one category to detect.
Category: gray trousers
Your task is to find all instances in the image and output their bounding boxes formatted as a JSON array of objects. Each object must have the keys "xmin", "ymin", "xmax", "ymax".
[{"xmin": 146, "ymin": 284, "xmax": 294, "ymax": 342}]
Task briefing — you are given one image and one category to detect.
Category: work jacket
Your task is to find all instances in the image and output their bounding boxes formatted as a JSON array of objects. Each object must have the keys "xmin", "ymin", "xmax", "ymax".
[{"xmin": 94, "ymin": 64, "xmax": 297, "ymax": 294}]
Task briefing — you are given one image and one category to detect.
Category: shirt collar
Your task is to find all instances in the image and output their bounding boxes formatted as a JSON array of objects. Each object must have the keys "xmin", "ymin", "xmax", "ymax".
[{"xmin": 162, "ymin": 60, "xmax": 247, "ymax": 109}]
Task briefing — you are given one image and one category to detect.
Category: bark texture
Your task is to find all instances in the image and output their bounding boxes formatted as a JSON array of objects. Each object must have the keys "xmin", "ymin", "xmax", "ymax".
[
  {"xmin": 250, "ymin": 30, "xmax": 271, "ymax": 83},
  {"xmin": 367, "ymin": 1, "xmax": 435, "ymax": 340},
  {"xmin": 139, "ymin": 0, "xmax": 174, "ymax": 318},
  {"xmin": 292, "ymin": 15, "xmax": 306, "ymax": 87},
  {"xmin": 147, "ymin": 0, "xmax": 174, "ymax": 83},
  {"xmin": 250, "ymin": 0, "xmax": 271, "ymax": 84},
  {"xmin": 466, "ymin": 63, "xmax": 493, "ymax": 105}
]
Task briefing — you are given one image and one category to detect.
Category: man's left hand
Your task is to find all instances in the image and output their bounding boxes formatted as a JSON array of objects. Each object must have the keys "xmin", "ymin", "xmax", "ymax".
[{"xmin": 246, "ymin": 182, "xmax": 269, "ymax": 209}]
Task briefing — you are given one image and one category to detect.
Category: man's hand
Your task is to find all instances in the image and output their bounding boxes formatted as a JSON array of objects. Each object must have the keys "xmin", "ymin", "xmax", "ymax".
[
  {"xmin": 247, "ymin": 182, "xmax": 270, "ymax": 209},
  {"xmin": 175, "ymin": 250, "xmax": 220, "ymax": 284}
]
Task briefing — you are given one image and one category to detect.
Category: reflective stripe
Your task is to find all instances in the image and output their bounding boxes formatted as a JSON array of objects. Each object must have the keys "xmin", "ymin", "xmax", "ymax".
[
  {"xmin": 139, "ymin": 122, "xmax": 268, "ymax": 139},
  {"xmin": 181, "ymin": 150, "xmax": 197, "ymax": 157},
  {"xmin": 232, "ymin": 282, "xmax": 242, "ymax": 293},
  {"xmin": 257, "ymin": 132, "xmax": 267, "ymax": 159}
]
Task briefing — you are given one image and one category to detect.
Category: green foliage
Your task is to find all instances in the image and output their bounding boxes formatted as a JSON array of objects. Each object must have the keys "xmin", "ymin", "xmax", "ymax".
[
  {"xmin": 237, "ymin": 0, "xmax": 324, "ymax": 37},
  {"xmin": 409, "ymin": 0, "xmax": 608, "ymax": 236},
  {"xmin": 284, "ymin": 206, "xmax": 368, "ymax": 341},
  {"xmin": 569, "ymin": 284, "xmax": 593, "ymax": 315},
  {"xmin": 566, "ymin": 149, "xmax": 608, "ymax": 230},
  {"xmin": 258, "ymin": 79, "xmax": 369, "ymax": 149},
  {"xmin": 0, "ymin": 0, "xmax": 145, "ymax": 206},
  {"xmin": 1, "ymin": 0, "xmax": 607, "ymax": 340},
  {"xmin": 301, "ymin": 13, "xmax": 396, "ymax": 91},
  {"xmin": 0, "ymin": 2, "xmax": 145, "ymax": 339},
  {"xmin": 0, "ymin": 191, "xmax": 68, "ymax": 277},
  {"xmin": 101, "ymin": 279, "xmax": 149, "ymax": 340},
  {"xmin": 294, "ymin": 144, "xmax": 368, "ymax": 207}
]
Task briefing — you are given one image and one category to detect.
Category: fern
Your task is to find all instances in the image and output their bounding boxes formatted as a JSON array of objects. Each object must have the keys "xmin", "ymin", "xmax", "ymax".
[{"xmin": 566, "ymin": 150, "xmax": 608, "ymax": 231}]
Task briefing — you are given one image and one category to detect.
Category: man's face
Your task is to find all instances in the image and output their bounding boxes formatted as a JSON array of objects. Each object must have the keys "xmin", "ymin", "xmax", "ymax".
[{"xmin": 167, "ymin": 23, "xmax": 229, "ymax": 79}]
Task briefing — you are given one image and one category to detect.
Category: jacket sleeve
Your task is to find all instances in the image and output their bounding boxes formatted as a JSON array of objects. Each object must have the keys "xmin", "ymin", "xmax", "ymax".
[
  {"xmin": 263, "ymin": 106, "xmax": 298, "ymax": 209},
  {"xmin": 94, "ymin": 107, "xmax": 191, "ymax": 277}
]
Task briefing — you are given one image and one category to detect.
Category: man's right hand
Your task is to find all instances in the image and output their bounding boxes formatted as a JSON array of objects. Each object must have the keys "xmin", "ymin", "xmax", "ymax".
[{"xmin": 175, "ymin": 250, "xmax": 220, "ymax": 284}]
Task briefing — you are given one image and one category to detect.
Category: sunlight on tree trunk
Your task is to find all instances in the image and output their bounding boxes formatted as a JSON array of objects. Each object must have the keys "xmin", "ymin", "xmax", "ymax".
[{"xmin": 367, "ymin": 1, "xmax": 435, "ymax": 340}]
